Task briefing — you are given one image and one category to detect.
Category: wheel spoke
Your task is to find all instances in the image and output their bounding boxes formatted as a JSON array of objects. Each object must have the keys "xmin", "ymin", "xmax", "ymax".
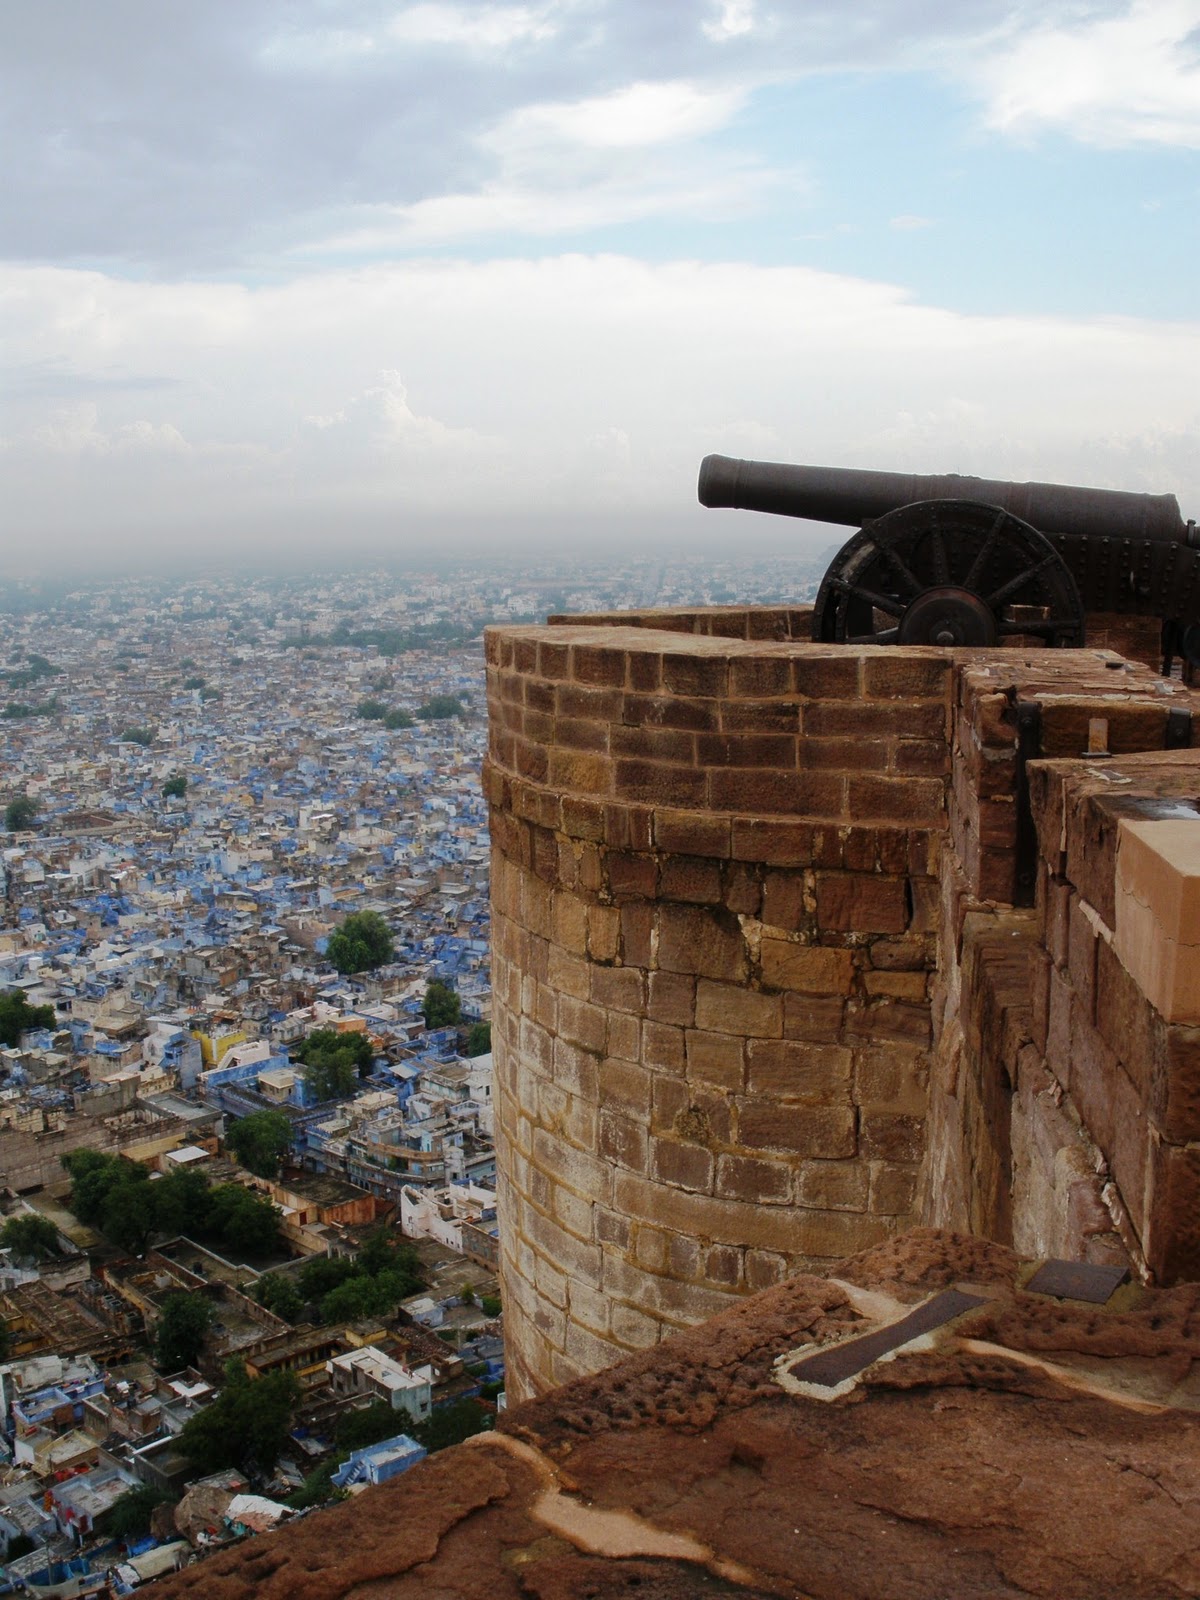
[
  {"xmin": 962, "ymin": 510, "xmax": 1006, "ymax": 592},
  {"xmin": 878, "ymin": 542, "xmax": 925, "ymax": 599},
  {"xmin": 985, "ymin": 553, "xmax": 1059, "ymax": 609},
  {"xmin": 848, "ymin": 627, "xmax": 900, "ymax": 644},
  {"xmin": 929, "ymin": 525, "xmax": 951, "ymax": 585},
  {"xmin": 846, "ymin": 584, "xmax": 905, "ymax": 617},
  {"xmin": 996, "ymin": 618, "xmax": 1075, "ymax": 637}
]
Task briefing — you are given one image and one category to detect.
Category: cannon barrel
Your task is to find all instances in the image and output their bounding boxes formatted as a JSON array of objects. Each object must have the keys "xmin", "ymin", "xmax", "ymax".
[{"xmin": 698, "ymin": 454, "xmax": 1195, "ymax": 547}]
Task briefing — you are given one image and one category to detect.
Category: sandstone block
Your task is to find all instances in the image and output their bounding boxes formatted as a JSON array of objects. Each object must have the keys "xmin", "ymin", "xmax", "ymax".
[
  {"xmin": 746, "ymin": 1039, "xmax": 852, "ymax": 1099},
  {"xmin": 684, "ymin": 1029, "xmax": 746, "ymax": 1091},
  {"xmin": 658, "ymin": 904, "xmax": 747, "ymax": 981},
  {"xmin": 815, "ymin": 872, "xmax": 909, "ymax": 934},
  {"xmin": 760, "ymin": 939, "xmax": 854, "ymax": 994},
  {"xmin": 695, "ymin": 981, "xmax": 783, "ymax": 1039},
  {"xmin": 736, "ymin": 1100, "xmax": 857, "ymax": 1157}
]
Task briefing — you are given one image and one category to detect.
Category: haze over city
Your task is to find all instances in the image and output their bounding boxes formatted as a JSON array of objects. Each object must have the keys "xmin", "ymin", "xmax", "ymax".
[{"xmin": 2, "ymin": 1, "xmax": 1198, "ymax": 573}]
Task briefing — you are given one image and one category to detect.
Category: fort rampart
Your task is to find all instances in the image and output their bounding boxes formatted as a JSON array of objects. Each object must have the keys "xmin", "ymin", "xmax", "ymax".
[{"xmin": 484, "ymin": 609, "xmax": 1200, "ymax": 1400}]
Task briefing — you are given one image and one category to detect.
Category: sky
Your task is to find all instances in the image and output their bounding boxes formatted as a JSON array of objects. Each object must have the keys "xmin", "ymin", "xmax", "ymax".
[{"xmin": 2, "ymin": 0, "xmax": 1199, "ymax": 573}]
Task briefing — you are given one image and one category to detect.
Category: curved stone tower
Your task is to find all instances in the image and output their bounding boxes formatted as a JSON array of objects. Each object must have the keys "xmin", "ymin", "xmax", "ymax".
[{"xmin": 485, "ymin": 612, "xmax": 947, "ymax": 1400}]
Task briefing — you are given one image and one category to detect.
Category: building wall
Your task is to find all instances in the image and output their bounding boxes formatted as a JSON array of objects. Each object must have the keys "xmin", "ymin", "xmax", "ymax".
[{"xmin": 486, "ymin": 613, "xmax": 1200, "ymax": 1402}]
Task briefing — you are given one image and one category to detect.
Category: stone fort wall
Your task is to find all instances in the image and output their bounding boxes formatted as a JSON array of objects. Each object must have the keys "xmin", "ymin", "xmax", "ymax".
[{"xmin": 484, "ymin": 611, "xmax": 1200, "ymax": 1400}]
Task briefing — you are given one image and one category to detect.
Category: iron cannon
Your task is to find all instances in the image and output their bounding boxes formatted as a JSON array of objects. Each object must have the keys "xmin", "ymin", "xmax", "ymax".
[{"xmin": 698, "ymin": 453, "xmax": 1200, "ymax": 659}]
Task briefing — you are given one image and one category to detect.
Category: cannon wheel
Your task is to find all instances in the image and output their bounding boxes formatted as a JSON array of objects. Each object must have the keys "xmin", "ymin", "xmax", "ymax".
[{"xmin": 812, "ymin": 499, "xmax": 1086, "ymax": 648}]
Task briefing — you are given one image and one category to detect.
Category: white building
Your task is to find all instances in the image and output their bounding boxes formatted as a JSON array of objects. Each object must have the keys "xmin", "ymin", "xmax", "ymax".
[{"xmin": 325, "ymin": 1347, "xmax": 433, "ymax": 1424}]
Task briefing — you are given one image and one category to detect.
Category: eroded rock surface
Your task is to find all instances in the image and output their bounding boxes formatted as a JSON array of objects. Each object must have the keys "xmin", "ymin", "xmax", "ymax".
[{"xmin": 148, "ymin": 1231, "xmax": 1200, "ymax": 1599}]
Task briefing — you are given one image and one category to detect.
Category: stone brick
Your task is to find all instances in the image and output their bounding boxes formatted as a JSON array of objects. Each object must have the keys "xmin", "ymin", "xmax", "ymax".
[
  {"xmin": 852, "ymin": 1046, "xmax": 928, "ymax": 1114},
  {"xmin": 652, "ymin": 1137, "xmax": 716, "ymax": 1193},
  {"xmin": 714, "ymin": 1152, "xmax": 792, "ymax": 1205},
  {"xmin": 761, "ymin": 940, "xmax": 854, "ymax": 994},
  {"xmin": 642, "ymin": 1020, "xmax": 687, "ymax": 1075},
  {"xmin": 662, "ymin": 653, "xmax": 729, "ymax": 699},
  {"xmin": 607, "ymin": 1012, "xmax": 642, "ymax": 1065},
  {"xmin": 847, "ymin": 775, "xmax": 946, "ymax": 826},
  {"xmin": 614, "ymin": 760, "xmax": 707, "ymax": 807},
  {"xmin": 587, "ymin": 905, "xmax": 622, "ymax": 963},
  {"xmin": 684, "ymin": 1029, "xmax": 746, "ymax": 1090},
  {"xmin": 653, "ymin": 809, "xmax": 731, "ymax": 857},
  {"xmin": 1145, "ymin": 1137, "xmax": 1200, "ymax": 1284},
  {"xmin": 745, "ymin": 1250, "xmax": 789, "ymax": 1291},
  {"xmin": 795, "ymin": 1158, "xmax": 870, "ymax": 1212},
  {"xmin": 815, "ymin": 873, "xmax": 908, "ymax": 934},
  {"xmin": 710, "ymin": 769, "xmax": 844, "ymax": 818},
  {"xmin": 620, "ymin": 902, "xmax": 654, "ymax": 967},
  {"xmin": 760, "ymin": 870, "xmax": 809, "ymax": 931},
  {"xmin": 863, "ymin": 970, "xmax": 928, "ymax": 1002},
  {"xmin": 624, "ymin": 694, "xmax": 719, "ymax": 732},
  {"xmin": 791, "ymin": 654, "xmax": 862, "ymax": 700},
  {"xmin": 572, "ymin": 643, "xmax": 627, "ymax": 687},
  {"xmin": 863, "ymin": 654, "xmax": 949, "ymax": 700},
  {"xmin": 783, "ymin": 992, "xmax": 846, "ymax": 1043},
  {"xmin": 843, "ymin": 997, "xmax": 931, "ymax": 1046},
  {"xmin": 658, "ymin": 904, "xmax": 747, "ymax": 981},
  {"xmin": 697, "ymin": 733, "xmax": 798, "ymax": 768},
  {"xmin": 548, "ymin": 748, "xmax": 612, "ymax": 794},
  {"xmin": 729, "ymin": 817, "xmax": 815, "ymax": 866},
  {"xmin": 729, "ymin": 655, "xmax": 793, "ymax": 697},
  {"xmin": 608, "ymin": 851, "xmax": 659, "ymax": 899},
  {"xmin": 612, "ymin": 725, "xmax": 697, "ymax": 764},
  {"xmin": 858, "ymin": 1112, "xmax": 925, "ymax": 1163},
  {"xmin": 870, "ymin": 1161, "xmax": 920, "ymax": 1214},
  {"xmin": 598, "ymin": 1057, "xmax": 652, "ymax": 1116},
  {"xmin": 737, "ymin": 1100, "xmax": 857, "ymax": 1157},
  {"xmin": 668, "ymin": 1233, "xmax": 702, "ymax": 1279},
  {"xmin": 704, "ymin": 1243, "xmax": 742, "ymax": 1286},
  {"xmin": 598, "ymin": 1109, "xmax": 649, "ymax": 1172},
  {"xmin": 695, "ymin": 981, "xmax": 783, "ymax": 1038},
  {"xmin": 745, "ymin": 1039, "xmax": 853, "ymax": 1099},
  {"xmin": 660, "ymin": 855, "xmax": 724, "ymax": 904},
  {"xmin": 610, "ymin": 1302, "xmax": 660, "ymax": 1350},
  {"xmin": 1068, "ymin": 894, "xmax": 1099, "ymax": 1026},
  {"xmin": 647, "ymin": 971, "xmax": 695, "ymax": 1027}
]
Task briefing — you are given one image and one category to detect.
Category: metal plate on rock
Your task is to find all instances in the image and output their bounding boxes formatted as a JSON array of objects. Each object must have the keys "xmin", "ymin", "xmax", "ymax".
[
  {"xmin": 783, "ymin": 1287, "xmax": 987, "ymax": 1389},
  {"xmin": 1025, "ymin": 1259, "xmax": 1128, "ymax": 1304}
]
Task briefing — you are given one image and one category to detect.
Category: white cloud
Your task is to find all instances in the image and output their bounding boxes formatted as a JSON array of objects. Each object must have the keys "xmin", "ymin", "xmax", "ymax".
[
  {"xmin": 968, "ymin": 0, "xmax": 1200, "ymax": 148},
  {"xmin": 494, "ymin": 78, "xmax": 745, "ymax": 150},
  {"xmin": 889, "ymin": 214, "xmax": 933, "ymax": 231},
  {"xmin": 703, "ymin": 1, "xmax": 758, "ymax": 43},
  {"xmin": 2, "ymin": 256, "xmax": 1199, "ymax": 569},
  {"xmin": 386, "ymin": 3, "xmax": 559, "ymax": 48}
]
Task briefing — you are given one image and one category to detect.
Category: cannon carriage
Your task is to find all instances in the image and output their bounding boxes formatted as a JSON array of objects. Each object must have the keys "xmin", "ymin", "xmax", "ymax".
[{"xmin": 698, "ymin": 454, "xmax": 1200, "ymax": 668}]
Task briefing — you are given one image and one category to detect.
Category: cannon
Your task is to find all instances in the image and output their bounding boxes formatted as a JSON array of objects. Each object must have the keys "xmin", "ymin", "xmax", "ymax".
[{"xmin": 698, "ymin": 454, "xmax": 1200, "ymax": 659}]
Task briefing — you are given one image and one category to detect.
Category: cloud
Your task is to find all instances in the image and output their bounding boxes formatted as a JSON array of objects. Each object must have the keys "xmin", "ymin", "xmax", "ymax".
[
  {"xmin": 889, "ymin": 214, "xmax": 933, "ymax": 230},
  {"xmin": 965, "ymin": 0, "xmax": 1200, "ymax": 148},
  {"xmin": 703, "ymin": 1, "xmax": 759, "ymax": 43},
  {"xmin": 2, "ymin": 255, "xmax": 1198, "ymax": 569}
]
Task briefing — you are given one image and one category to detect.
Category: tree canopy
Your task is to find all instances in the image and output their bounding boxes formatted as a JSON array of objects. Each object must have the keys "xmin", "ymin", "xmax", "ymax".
[
  {"xmin": 422, "ymin": 980, "xmax": 461, "ymax": 1030},
  {"xmin": 465, "ymin": 1021, "xmax": 491, "ymax": 1058},
  {"xmin": 0, "ymin": 1213, "xmax": 62, "ymax": 1262},
  {"xmin": 294, "ymin": 1027, "xmax": 375, "ymax": 1102},
  {"xmin": 161, "ymin": 774, "xmax": 188, "ymax": 799},
  {"xmin": 4, "ymin": 794, "xmax": 38, "ymax": 832},
  {"xmin": 155, "ymin": 1292, "xmax": 213, "ymax": 1371},
  {"xmin": 416, "ymin": 694, "xmax": 465, "ymax": 720},
  {"xmin": 61, "ymin": 1150, "xmax": 280, "ymax": 1260},
  {"xmin": 104, "ymin": 1484, "xmax": 174, "ymax": 1542},
  {"xmin": 295, "ymin": 1228, "xmax": 423, "ymax": 1324},
  {"xmin": 326, "ymin": 910, "xmax": 394, "ymax": 975},
  {"xmin": 225, "ymin": 1109, "xmax": 293, "ymax": 1178},
  {"xmin": 252, "ymin": 1272, "xmax": 303, "ymax": 1323},
  {"xmin": 0, "ymin": 989, "xmax": 55, "ymax": 1046},
  {"xmin": 178, "ymin": 1361, "xmax": 299, "ymax": 1479}
]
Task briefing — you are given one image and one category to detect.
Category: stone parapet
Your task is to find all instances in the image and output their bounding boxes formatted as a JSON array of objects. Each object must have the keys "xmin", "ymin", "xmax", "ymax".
[{"xmin": 486, "ymin": 611, "xmax": 1200, "ymax": 1399}]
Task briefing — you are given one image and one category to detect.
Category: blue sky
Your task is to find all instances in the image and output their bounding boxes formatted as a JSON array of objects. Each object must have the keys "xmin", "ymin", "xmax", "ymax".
[{"xmin": 1, "ymin": 1, "xmax": 1198, "ymax": 569}]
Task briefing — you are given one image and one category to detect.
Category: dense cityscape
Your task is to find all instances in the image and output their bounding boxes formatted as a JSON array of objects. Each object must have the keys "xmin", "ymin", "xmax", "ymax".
[{"xmin": 0, "ymin": 552, "xmax": 822, "ymax": 1592}]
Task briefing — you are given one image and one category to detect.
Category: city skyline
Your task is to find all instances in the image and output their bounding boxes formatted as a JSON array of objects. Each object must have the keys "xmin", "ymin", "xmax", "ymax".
[{"xmin": 2, "ymin": 1, "xmax": 1198, "ymax": 572}]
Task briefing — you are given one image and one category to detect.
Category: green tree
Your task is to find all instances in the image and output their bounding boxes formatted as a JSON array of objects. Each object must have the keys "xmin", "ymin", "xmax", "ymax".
[
  {"xmin": 335, "ymin": 1399, "xmax": 404, "ymax": 1452},
  {"xmin": 152, "ymin": 1167, "xmax": 210, "ymax": 1238},
  {"xmin": 155, "ymin": 1292, "xmax": 213, "ymax": 1371},
  {"xmin": 294, "ymin": 1027, "xmax": 374, "ymax": 1101},
  {"xmin": 182, "ymin": 675, "xmax": 205, "ymax": 690},
  {"xmin": 178, "ymin": 1363, "xmax": 299, "ymax": 1478},
  {"xmin": 422, "ymin": 980, "xmax": 461, "ymax": 1030},
  {"xmin": 104, "ymin": 1483, "xmax": 173, "ymax": 1541},
  {"xmin": 0, "ymin": 989, "xmax": 55, "ymax": 1045},
  {"xmin": 206, "ymin": 1184, "xmax": 280, "ymax": 1257},
  {"xmin": 252, "ymin": 1272, "xmax": 303, "ymax": 1323},
  {"xmin": 416, "ymin": 695, "xmax": 465, "ymax": 720},
  {"xmin": 356, "ymin": 699, "xmax": 387, "ymax": 720},
  {"xmin": 0, "ymin": 1214, "xmax": 61, "ymax": 1261},
  {"xmin": 480, "ymin": 1294, "xmax": 502, "ymax": 1318},
  {"xmin": 120, "ymin": 726, "xmax": 155, "ymax": 747},
  {"xmin": 465, "ymin": 1021, "xmax": 491, "ymax": 1057},
  {"xmin": 411, "ymin": 1398, "xmax": 492, "ymax": 1454},
  {"xmin": 101, "ymin": 1178, "xmax": 157, "ymax": 1255},
  {"xmin": 225, "ymin": 1109, "xmax": 293, "ymax": 1178},
  {"xmin": 161, "ymin": 774, "xmax": 188, "ymax": 799},
  {"xmin": 297, "ymin": 1253, "xmax": 358, "ymax": 1303},
  {"xmin": 383, "ymin": 708, "xmax": 414, "ymax": 730},
  {"xmin": 325, "ymin": 911, "xmax": 394, "ymax": 975},
  {"xmin": 4, "ymin": 794, "xmax": 37, "ymax": 832}
]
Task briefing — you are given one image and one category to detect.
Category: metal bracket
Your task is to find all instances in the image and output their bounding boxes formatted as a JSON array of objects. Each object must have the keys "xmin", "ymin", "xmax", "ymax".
[
  {"xmin": 1013, "ymin": 701, "xmax": 1042, "ymax": 907},
  {"xmin": 1165, "ymin": 706, "xmax": 1193, "ymax": 749}
]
